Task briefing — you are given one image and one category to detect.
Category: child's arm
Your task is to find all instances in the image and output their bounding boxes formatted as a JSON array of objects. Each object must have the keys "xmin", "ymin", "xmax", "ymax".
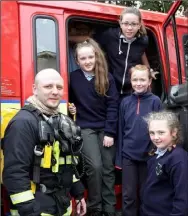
[
  {"xmin": 68, "ymin": 103, "xmax": 76, "ymax": 121},
  {"xmin": 103, "ymin": 77, "xmax": 119, "ymax": 148},
  {"xmin": 142, "ymin": 53, "xmax": 159, "ymax": 80},
  {"xmin": 141, "ymin": 52, "xmax": 150, "ymax": 68},
  {"xmin": 93, "ymin": 26, "xmax": 113, "ymax": 50},
  {"xmin": 68, "ymin": 74, "xmax": 77, "ymax": 119},
  {"xmin": 115, "ymin": 100, "xmax": 126, "ymax": 170},
  {"xmin": 153, "ymin": 97, "xmax": 163, "ymax": 112},
  {"xmin": 169, "ymin": 160, "xmax": 188, "ymax": 216},
  {"xmin": 104, "ymin": 75, "xmax": 119, "ymax": 138}
]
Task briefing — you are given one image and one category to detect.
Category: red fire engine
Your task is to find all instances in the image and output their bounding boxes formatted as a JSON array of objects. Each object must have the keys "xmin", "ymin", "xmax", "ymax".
[{"xmin": 1, "ymin": 0, "xmax": 188, "ymax": 215}]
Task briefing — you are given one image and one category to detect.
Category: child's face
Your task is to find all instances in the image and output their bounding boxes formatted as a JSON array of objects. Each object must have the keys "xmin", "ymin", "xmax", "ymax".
[
  {"xmin": 149, "ymin": 120, "xmax": 177, "ymax": 150},
  {"xmin": 76, "ymin": 46, "xmax": 95, "ymax": 73},
  {"xmin": 131, "ymin": 69, "xmax": 151, "ymax": 93},
  {"xmin": 120, "ymin": 13, "xmax": 141, "ymax": 39}
]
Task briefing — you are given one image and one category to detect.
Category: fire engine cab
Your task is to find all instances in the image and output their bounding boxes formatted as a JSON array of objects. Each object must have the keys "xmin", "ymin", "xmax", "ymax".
[{"xmin": 1, "ymin": 0, "xmax": 188, "ymax": 215}]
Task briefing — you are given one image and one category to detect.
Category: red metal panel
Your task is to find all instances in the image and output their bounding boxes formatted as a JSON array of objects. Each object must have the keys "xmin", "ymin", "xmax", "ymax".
[
  {"xmin": 18, "ymin": 1, "xmax": 168, "ymax": 23},
  {"xmin": 1, "ymin": 1, "xmax": 21, "ymax": 99}
]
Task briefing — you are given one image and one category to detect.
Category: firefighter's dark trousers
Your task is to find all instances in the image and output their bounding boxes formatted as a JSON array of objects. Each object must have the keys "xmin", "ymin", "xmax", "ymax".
[{"xmin": 81, "ymin": 129, "xmax": 116, "ymax": 213}]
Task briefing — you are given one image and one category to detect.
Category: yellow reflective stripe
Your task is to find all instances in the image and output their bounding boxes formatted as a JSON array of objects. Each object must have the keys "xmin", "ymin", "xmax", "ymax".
[
  {"xmin": 41, "ymin": 155, "xmax": 79, "ymax": 167},
  {"xmin": 41, "ymin": 213, "xmax": 54, "ymax": 216},
  {"xmin": 31, "ymin": 181, "xmax": 36, "ymax": 194},
  {"xmin": 10, "ymin": 209, "xmax": 54, "ymax": 215},
  {"xmin": 73, "ymin": 174, "xmax": 79, "ymax": 183},
  {"xmin": 10, "ymin": 209, "xmax": 20, "ymax": 216},
  {"xmin": 10, "ymin": 190, "xmax": 34, "ymax": 204},
  {"xmin": 63, "ymin": 202, "xmax": 72, "ymax": 215},
  {"xmin": 59, "ymin": 157, "xmax": 66, "ymax": 165},
  {"xmin": 58, "ymin": 156, "xmax": 72, "ymax": 165},
  {"xmin": 66, "ymin": 155, "xmax": 72, "ymax": 164}
]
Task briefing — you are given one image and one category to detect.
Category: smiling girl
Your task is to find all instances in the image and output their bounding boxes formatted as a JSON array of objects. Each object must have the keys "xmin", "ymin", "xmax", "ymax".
[
  {"xmin": 141, "ymin": 111, "xmax": 188, "ymax": 216},
  {"xmin": 69, "ymin": 38, "xmax": 119, "ymax": 216},
  {"xmin": 95, "ymin": 7, "xmax": 152, "ymax": 99},
  {"xmin": 115, "ymin": 64, "xmax": 162, "ymax": 216}
]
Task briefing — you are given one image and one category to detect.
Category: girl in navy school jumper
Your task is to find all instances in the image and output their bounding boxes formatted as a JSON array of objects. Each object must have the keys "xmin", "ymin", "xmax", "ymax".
[
  {"xmin": 94, "ymin": 7, "xmax": 158, "ymax": 98},
  {"xmin": 141, "ymin": 111, "xmax": 188, "ymax": 216},
  {"xmin": 68, "ymin": 38, "xmax": 119, "ymax": 216},
  {"xmin": 115, "ymin": 65, "xmax": 162, "ymax": 216}
]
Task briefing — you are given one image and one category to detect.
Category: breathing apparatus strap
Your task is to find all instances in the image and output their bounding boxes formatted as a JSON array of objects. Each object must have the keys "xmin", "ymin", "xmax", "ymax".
[{"xmin": 21, "ymin": 105, "xmax": 46, "ymax": 184}]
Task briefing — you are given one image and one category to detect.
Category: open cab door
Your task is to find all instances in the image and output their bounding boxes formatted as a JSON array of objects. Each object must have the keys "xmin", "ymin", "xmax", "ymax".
[{"xmin": 162, "ymin": 0, "xmax": 188, "ymax": 150}]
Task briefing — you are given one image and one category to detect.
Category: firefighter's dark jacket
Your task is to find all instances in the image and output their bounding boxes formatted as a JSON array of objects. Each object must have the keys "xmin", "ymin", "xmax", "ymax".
[{"xmin": 3, "ymin": 109, "xmax": 85, "ymax": 216}]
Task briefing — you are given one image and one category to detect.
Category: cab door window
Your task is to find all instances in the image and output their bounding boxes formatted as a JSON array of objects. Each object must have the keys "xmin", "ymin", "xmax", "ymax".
[
  {"xmin": 183, "ymin": 34, "xmax": 188, "ymax": 77},
  {"xmin": 33, "ymin": 17, "xmax": 60, "ymax": 73},
  {"xmin": 165, "ymin": 21, "xmax": 181, "ymax": 85},
  {"xmin": 163, "ymin": 3, "xmax": 188, "ymax": 86}
]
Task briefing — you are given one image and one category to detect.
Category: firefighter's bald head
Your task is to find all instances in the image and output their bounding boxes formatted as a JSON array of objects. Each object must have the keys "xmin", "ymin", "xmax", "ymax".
[
  {"xmin": 33, "ymin": 68, "xmax": 64, "ymax": 109},
  {"xmin": 34, "ymin": 68, "xmax": 63, "ymax": 85}
]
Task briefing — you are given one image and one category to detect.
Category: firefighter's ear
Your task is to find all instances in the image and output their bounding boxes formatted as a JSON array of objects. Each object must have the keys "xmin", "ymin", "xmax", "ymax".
[{"xmin": 33, "ymin": 84, "xmax": 37, "ymax": 95}]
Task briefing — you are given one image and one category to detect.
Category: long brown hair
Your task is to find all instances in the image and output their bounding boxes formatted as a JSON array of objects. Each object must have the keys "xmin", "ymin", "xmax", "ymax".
[
  {"xmin": 120, "ymin": 7, "xmax": 147, "ymax": 37},
  {"xmin": 75, "ymin": 38, "xmax": 109, "ymax": 96}
]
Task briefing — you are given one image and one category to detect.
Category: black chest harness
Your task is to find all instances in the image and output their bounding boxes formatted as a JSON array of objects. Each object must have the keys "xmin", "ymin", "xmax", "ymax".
[{"xmin": 21, "ymin": 105, "xmax": 85, "ymax": 185}]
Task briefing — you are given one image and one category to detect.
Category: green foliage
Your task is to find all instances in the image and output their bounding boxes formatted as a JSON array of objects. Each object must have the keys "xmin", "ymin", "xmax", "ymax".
[
  {"xmin": 115, "ymin": 1, "xmax": 137, "ymax": 7},
  {"xmin": 96, "ymin": 0, "xmax": 188, "ymax": 15},
  {"xmin": 140, "ymin": 1, "xmax": 172, "ymax": 13}
]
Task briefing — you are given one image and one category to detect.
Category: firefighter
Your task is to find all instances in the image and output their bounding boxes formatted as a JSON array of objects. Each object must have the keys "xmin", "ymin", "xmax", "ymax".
[{"xmin": 2, "ymin": 69, "xmax": 86, "ymax": 216}]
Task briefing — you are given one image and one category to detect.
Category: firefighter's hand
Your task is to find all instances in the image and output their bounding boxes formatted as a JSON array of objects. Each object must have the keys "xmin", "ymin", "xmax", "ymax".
[
  {"xmin": 68, "ymin": 103, "xmax": 76, "ymax": 115},
  {"xmin": 103, "ymin": 136, "xmax": 114, "ymax": 147},
  {"xmin": 76, "ymin": 198, "xmax": 86, "ymax": 216},
  {"xmin": 150, "ymin": 69, "xmax": 159, "ymax": 80}
]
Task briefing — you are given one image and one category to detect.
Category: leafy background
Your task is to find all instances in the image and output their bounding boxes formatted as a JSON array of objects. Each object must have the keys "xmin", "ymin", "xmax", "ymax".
[{"xmin": 95, "ymin": 0, "xmax": 188, "ymax": 16}]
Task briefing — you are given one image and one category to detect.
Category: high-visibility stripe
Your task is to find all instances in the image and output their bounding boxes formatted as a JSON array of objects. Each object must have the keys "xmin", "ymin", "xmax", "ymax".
[
  {"xmin": 59, "ymin": 156, "xmax": 79, "ymax": 165},
  {"xmin": 31, "ymin": 181, "xmax": 36, "ymax": 194},
  {"xmin": 41, "ymin": 155, "xmax": 79, "ymax": 167},
  {"xmin": 10, "ymin": 190, "xmax": 34, "ymax": 205},
  {"xmin": 10, "ymin": 209, "xmax": 20, "ymax": 216},
  {"xmin": 10, "ymin": 203, "xmax": 72, "ymax": 215},
  {"xmin": 73, "ymin": 174, "xmax": 79, "ymax": 183},
  {"xmin": 59, "ymin": 156, "xmax": 71, "ymax": 165},
  {"xmin": 41, "ymin": 213, "xmax": 54, "ymax": 216},
  {"xmin": 63, "ymin": 202, "xmax": 72, "ymax": 215}
]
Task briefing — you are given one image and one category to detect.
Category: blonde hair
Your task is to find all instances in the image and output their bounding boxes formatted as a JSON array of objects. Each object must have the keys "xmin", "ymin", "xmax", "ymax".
[
  {"xmin": 120, "ymin": 7, "xmax": 147, "ymax": 37},
  {"xmin": 75, "ymin": 38, "xmax": 109, "ymax": 96},
  {"xmin": 129, "ymin": 64, "xmax": 152, "ymax": 79},
  {"xmin": 144, "ymin": 111, "xmax": 183, "ymax": 155}
]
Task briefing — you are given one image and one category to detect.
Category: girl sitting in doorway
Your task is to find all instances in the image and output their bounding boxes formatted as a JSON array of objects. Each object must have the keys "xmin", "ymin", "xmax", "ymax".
[{"xmin": 69, "ymin": 38, "xmax": 119, "ymax": 216}]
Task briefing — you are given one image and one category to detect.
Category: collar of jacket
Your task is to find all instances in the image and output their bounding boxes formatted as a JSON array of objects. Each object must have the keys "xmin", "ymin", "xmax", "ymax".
[
  {"xmin": 119, "ymin": 33, "xmax": 136, "ymax": 43},
  {"xmin": 132, "ymin": 91, "xmax": 153, "ymax": 99},
  {"xmin": 155, "ymin": 148, "xmax": 168, "ymax": 159}
]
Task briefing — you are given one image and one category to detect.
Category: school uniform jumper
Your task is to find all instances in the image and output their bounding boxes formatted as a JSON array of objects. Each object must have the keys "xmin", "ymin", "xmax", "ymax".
[
  {"xmin": 95, "ymin": 27, "xmax": 148, "ymax": 96},
  {"xmin": 141, "ymin": 147, "xmax": 188, "ymax": 216},
  {"xmin": 69, "ymin": 69, "xmax": 119, "ymax": 213},
  {"xmin": 115, "ymin": 92, "xmax": 162, "ymax": 216}
]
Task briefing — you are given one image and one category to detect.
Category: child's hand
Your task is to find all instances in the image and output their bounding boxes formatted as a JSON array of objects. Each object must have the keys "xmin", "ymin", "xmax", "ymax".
[
  {"xmin": 103, "ymin": 136, "xmax": 114, "ymax": 147},
  {"xmin": 76, "ymin": 198, "xmax": 86, "ymax": 216},
  {"xmin": 150, "ymin": 69, "xmax": 159, "ymax": 80},
  {"xmin": 68, "ymin": 103, "xmax": 76, "ymax": 115}
]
